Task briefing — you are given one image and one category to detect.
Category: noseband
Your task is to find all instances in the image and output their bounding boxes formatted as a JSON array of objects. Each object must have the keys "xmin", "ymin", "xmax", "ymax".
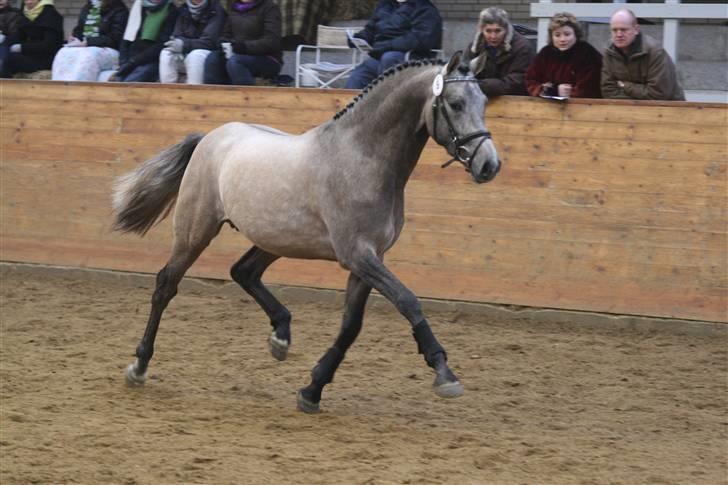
[{"xmin": 432, "ymin": 75, "xmax": 492, "ymax": 171}]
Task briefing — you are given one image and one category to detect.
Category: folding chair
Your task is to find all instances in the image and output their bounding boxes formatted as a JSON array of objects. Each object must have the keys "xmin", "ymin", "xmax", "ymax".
[{"xmin": 294, "ymin": 25, "xmax": 365, "ymax": 88}]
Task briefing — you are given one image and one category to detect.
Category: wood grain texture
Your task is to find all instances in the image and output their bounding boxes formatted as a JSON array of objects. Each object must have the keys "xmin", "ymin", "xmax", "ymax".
[{"xmin": 1, "ymin": 81, "xmax": 726, "ymax": 322}]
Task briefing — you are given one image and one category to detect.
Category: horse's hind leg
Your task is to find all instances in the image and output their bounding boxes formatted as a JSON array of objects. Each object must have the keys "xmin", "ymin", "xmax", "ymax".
[
  {"xmin": 297, "ymin": 272, "xmax": 371, "ymax": 413},
  {"xmin": 126, "ymin": 220, "xmax": 221, "ymax": 385},
  {"xmin": 230, "ymin": 246, "xmax": 291, "ymax": 361}
]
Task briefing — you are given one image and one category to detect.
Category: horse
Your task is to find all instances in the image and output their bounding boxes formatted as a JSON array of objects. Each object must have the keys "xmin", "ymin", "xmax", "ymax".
[{"xmin": 112, "ymin": 52, "xmax": 501, "ymax": 414}]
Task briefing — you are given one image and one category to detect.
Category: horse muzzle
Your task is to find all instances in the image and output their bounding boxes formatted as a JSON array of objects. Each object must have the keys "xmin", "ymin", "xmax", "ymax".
[{"xmin": 472, "ymin": 158, "xmax": 501, "ymax": 184}]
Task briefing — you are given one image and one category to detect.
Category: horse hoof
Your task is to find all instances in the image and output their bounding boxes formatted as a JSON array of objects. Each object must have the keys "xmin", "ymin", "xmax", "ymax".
[
  {"xmin": 433, "ymin": 380, "xmax": 464, "ymax": 398},
  {"xmin": 125, "ymin": 362, "xmax": 147, "ymax": 386},
  {"xmin": 296, "ymin": 391, "xmax": 321, "ymax": 414},
  {"xmin": 269, "ymin": 332, "xmax": 289, "ymax": 361}
]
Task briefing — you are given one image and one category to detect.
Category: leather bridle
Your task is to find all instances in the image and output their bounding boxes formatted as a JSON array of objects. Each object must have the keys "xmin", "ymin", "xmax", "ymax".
[{"xmin": 432, "ymin": 75, "xmax": 492, "ymax": 171}]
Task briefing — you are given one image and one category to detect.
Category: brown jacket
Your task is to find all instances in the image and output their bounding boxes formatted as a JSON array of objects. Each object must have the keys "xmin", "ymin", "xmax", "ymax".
[
  {"xmin": 463, "ymin": 25, "xmax": 534, "ymax": 97},
  {"xmin": 601, "ymin": 33, "xmax": 684, "ymax": 101}
]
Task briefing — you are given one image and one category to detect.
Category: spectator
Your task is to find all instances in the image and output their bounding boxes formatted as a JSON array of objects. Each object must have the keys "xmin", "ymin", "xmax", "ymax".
[
  {"xmin": 525, "ymin": 12, "xmax": 602, "ymax": 99},
  {"xmin": 159, "ymin": 0, "xmax": 226, "ymax": 84},
  {"xmin": 51, "ymin": 0, "xmax": 129, "ymax": 81},
  {"xmin": 344, "ymin": 0, "xmax": 442, "ymax": 89},
  {"xmin": 0, "ymin": 0, "xmax": 62, "ymax": 78},
  {"xmin": 203, "ymin": 0, "xmax": 282, "ymax": 86},
  {"xmin": 463, "ymin": 7, "xmax": 533, "ymax": 97},
  {"xmin": 114, "ymin": 0, "xmax": 177, "ymax": 82},
  {"xmin": 0, "ymin": 0, "xmax": 27, "ymax": 74},
  {"xmin": 601, "ymin": 8, "xmax": 684, "ymax": 100}
]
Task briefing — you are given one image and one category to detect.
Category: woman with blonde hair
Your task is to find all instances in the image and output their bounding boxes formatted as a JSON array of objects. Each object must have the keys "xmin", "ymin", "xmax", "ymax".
[
  {"xmin": 463, "ymin": 7, "xmax": 534, "ymax": 97},
  {"xmin": 525, "ymin": 12, "xmax": 602, "ymax": 98},
  {"xmin": 0, "ymin": 0, "xmax": 63, "ymax": 77}
]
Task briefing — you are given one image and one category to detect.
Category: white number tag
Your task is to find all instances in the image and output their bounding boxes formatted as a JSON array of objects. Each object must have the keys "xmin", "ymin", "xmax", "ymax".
[{"xmin": 432, "ymin": 74, "xmax": 444, "ymax": 96}]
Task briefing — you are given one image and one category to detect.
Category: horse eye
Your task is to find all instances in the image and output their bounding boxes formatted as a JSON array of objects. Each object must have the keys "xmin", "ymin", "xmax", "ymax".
[{"xmin": 450, "ymin": 101, "xmax": 463, "ymax": 111}]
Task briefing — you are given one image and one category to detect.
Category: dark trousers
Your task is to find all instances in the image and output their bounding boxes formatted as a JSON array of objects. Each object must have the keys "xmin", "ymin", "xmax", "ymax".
[
  {"xmin": 344, "ymin": 51, "xmax": 407, "ymax": 89},
  {"xmin": 203, "ymin": 51, "xmax": 281, "ymax": 85},
  {"xmin": 0, "ymin": 51, "xmax": 52, "ymax": 78}
]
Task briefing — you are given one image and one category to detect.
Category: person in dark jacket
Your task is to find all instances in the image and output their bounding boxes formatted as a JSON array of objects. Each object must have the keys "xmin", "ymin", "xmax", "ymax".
[
  {"xmin": 114, "ymin": 0, "xmax": 177, "ymax": 82},
  {"xmin": 51, "ymin": 0, "xmax": 129, "ymax": 81},
  {"xmin": 159, "ymin": 0, "xmax": 226, "ymax": 84},
  {"xmin": 0, "ymin": 0, "xmax": 28, "ymax": 73},
  {"xmin": 1, "ymin": 0, "xmax": 63, "ymax": 78},
  {"xmin": 462, "ymin": 7, "xmax": 533, "ymax": 97},
  {"xmin": 203, "ymin": 0, "xmax": 281, "ymax": 86},
  {"xmin": 344, "ymin": 0, "xmax": 442, "ymax": 89},
  {"xmin": 601, "ymin": 8, "xmax": 684, "ymax": 100},
  {"xmin": 525, "ymin": 12, "xmax": 602, "ymax": 99}
]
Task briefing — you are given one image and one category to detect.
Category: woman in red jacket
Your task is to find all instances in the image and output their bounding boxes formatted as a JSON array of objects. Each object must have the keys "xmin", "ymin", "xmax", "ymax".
[{"xmin": 525, "ymin": 12, "xmax": 602, "ymax": 98}]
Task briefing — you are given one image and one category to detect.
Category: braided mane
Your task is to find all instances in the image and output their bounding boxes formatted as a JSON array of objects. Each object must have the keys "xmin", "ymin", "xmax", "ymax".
[{"xmin": 332, "ymin": 59, "xmax": 446, "ymax": 121}]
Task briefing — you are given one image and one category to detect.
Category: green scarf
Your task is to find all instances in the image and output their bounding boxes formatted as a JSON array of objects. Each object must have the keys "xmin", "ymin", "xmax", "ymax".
[{"xmin": 140, "ymin": 3, "xmax": 170, "ymax": 41}]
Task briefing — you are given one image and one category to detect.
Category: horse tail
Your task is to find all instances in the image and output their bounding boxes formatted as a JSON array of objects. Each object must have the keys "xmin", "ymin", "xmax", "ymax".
[{"xmin": 112, "ymin": 133, "xmax": 204, "ymax": 235}]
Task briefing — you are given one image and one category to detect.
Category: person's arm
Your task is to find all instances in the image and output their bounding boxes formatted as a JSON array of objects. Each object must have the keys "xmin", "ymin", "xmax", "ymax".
[
  {"xmin": 351, "ymin": 6, "xmax": 379, "ymax": 46},
  {"xmin": 233, "ymin": 3, "xmax": 280, "ymax": 56},
  {"xmin": 87, "ymin": 6, "xmax": 129, "ymax": 48},
  {"xmin": 571, "ymin": 46, "xmax": 602, "ymax": 98},
  {"xmin": 71, "ymin": 4, "xmax": 88, "ymax": 40},
  {"xmin": 600, "ymin": 53, "xmax": 626, "ymax": 99},
  {"xmin": 525, "ymin": 50, "xmax": 547, "ymax": 97},
  {"xmin": 127, "ymin": 7, "xmax": 178, "ymax": 66},
  {"xmin": 622, "ymin": 49, "xmax": 680, "ymax": 100},
  {"xmin": 185, "ymin": 3, "xmax": 227, "ymax": 52}
]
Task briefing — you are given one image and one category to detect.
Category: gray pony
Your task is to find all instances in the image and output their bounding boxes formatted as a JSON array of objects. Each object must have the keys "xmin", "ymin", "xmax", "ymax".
[{"xmin": 113, "ymin": 52, "xmax": 501, "ymax": 413}]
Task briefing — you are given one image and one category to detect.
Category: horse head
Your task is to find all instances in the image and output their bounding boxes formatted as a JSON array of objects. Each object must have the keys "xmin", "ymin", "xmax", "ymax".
[{"xmin": 426, "ymin": 52, "xmax": 501, "ymax": 184}]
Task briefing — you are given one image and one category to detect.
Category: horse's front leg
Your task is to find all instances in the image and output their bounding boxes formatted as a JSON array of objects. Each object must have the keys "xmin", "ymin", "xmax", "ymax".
[
  {"xmin": 349, "ymin": 249, "xmax": 463, "ymax": 398},
  {"xmin": 297, "ymin": 272, "xmax": 371, "ymax": 413}
]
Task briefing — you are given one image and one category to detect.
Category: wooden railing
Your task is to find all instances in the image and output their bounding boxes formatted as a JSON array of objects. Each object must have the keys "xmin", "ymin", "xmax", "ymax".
[{"xmin": 1, "ymin": 80, "xmax": 726, "ymax": 322}]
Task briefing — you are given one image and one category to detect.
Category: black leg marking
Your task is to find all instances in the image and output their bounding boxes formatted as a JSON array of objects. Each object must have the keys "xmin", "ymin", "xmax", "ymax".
[
  {"xmin": 230, "ymin": 246, "xmax": 291, "ymax": 360},
  {"xmin": 348, "ymin": 250, "xmax": 463, "ymax": 398},
  {"xmin": 298, "ymin": 272, "xmax": 371, "ymax": 413}
]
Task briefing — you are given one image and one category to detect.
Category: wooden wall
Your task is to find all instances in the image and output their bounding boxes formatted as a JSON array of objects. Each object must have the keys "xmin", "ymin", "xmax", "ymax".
[{"xmin": 1, "ymin": 81, "xmax": 726, "ymax": 322}]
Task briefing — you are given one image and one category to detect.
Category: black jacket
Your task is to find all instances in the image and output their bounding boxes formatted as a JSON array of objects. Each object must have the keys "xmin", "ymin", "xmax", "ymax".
[
  {"xmin": 17, "ymin": 4, "xmax": 63, "ymax": 66},
  {"xmin": 221, "ymin": 0, "xmax": 281, "ymax": 62},
  {"xmin": 353, "ymin": 0, "xmax": 442, "ymax": 58},
  {"xmin": 72, "ymin": 0, "xmax": 129, "ymax": 49},
  {"xmin": 119, "ymin": 2, "xmax": 177, "ymax": 67},
  {"xmin": 172, "ymin": 0, "xmax": 226, "ymax": 53}
]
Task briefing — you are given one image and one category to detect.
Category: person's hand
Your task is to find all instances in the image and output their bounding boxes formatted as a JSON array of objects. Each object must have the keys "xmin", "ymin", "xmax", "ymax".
[
  {"xmin": 221, "ymin": 42, "xmax": 233, "ymax": 59},
  {"xmin": 164, "ymin": 37, "xmax": 183, "ymax": 53},
  {"xmin": 0, "ymin": 33, "xmax": 6, "ymax": 45},
  {"xmin": 9, "ymin": 43, "xmax": 21, "ymax": 53},
  {"xmin": 617, "ymin": 80, "xmax": 625, "ymax": 89},
  {"xmin": 66, "ymin": 37, "xmax": 86, "ymax": 47},
  {"xmin": 557, "ymin": 83, "xmax": 572, "ymax": 97},
  {"xmin": 540, "ymin": 82, "xmax": 556, "ymax": 96},
  {"xmin": 115, "ymin": 61, "xmax": 136, "ymax": 79}
]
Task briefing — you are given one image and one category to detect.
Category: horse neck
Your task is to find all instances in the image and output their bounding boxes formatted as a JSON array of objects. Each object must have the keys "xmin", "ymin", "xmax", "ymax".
[{"xmin": 329, "ymin": 65, "xmax": 436, "ymax": 186}]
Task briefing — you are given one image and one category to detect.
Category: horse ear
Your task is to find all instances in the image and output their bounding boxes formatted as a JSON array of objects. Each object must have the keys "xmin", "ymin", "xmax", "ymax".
[{"xmin": 445, "ymin": 50, "xmax": 463, "ymax": 75}]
